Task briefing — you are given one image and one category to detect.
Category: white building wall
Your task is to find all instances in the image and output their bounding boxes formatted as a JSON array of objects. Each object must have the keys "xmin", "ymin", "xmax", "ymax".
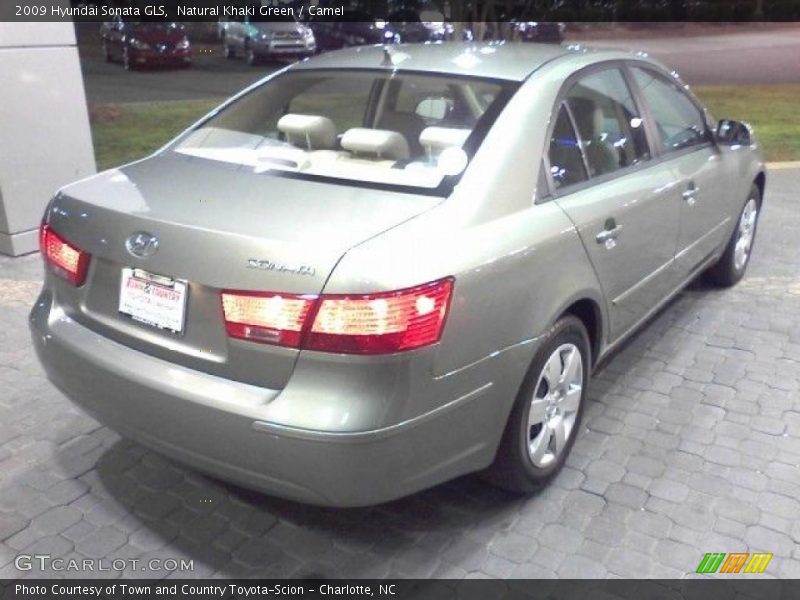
[{"xmin": 0, "ymin": 23, "xmax": 96, "ymax": 256}]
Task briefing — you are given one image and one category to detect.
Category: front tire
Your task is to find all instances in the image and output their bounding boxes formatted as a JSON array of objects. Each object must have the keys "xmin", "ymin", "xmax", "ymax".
[
  {"xmin": 122, "ymin": 47, "xmax": 133, "ymax": 70},
  {"xmin": 484, "ymin": 316, "xmax": 590, "ymax": 493},
  {"xmin": 705, "ymin": 183, "xmax": 761, "ymax": 287},
  {"xmin": 224, "ymin": 41, "xmax": 236, "ymax": 59},
  {"xmin": 245, "ymin": 42, "xmax": 258, "ymax": 66}
]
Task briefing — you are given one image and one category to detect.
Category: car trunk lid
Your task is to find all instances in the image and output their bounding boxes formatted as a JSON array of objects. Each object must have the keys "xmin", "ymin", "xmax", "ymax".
[{"xmin": 46, "ymin": 153, "xmax": 440, "ymax": 389}]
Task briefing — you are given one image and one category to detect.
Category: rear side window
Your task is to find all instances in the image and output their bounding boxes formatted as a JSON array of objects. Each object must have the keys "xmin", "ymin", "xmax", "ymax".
[
  {"xmin": 548, "ymin": 104, "xmax": 587, "ymax": 190},
  {"xmin": 631, "ymin": 68, "xmax": 709, "ymax": 153},
  {"xmin": 566, "ymin": 68, "xmax": 650, "ymax": 178}
]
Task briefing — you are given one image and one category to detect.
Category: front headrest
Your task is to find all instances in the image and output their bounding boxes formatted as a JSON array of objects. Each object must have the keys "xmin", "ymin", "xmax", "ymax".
[
  {"xmin": 419, "ymin": 127, "xmax": 471, "ymax": 155},
  {"xmin": 277, "ymin": 114, "xmax": 337, "ymax": 150},
  {"xmin": 568, "ymin": 98, "xmax": 606, "ymax": 139},
  {"xmin": 341, "ymin": 128, "xmax": 410, "ymax": 161}
]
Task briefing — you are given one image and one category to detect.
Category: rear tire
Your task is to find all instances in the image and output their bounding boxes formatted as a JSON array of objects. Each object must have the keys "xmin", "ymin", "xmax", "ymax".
[
  {"xmin": 484, "ymin": 316, "xmax": 590, "ymax": 493},
  {"xmin": 224, "ymin": 41, "xmax": 236, "ymax": 59},
  {"xmin": 103, "ymin": 41, "xmax": 112, "ymax": 62},
  {"xmin": 705, "ymin": 183, "xmax": 761, "ymax": 287}
]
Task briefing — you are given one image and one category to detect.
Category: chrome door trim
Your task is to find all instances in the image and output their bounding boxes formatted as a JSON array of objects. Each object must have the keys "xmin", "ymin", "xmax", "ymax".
[
  {"xmin": 611, "ymin": 256, "xmax": 675, "ymax": 306},
  {"xmin": 674, "ymin": 217, "xmax": 731, "ymax": 262},
  {"xmin": 612, "ymin": 218, "xmax": 729, "ymax": 308},
  {"xmin": 602, "ymin": 251, "xmax": 721, "ymax": 356}
]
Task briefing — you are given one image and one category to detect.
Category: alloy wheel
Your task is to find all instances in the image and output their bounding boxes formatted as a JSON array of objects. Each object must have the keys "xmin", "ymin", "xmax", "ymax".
[
  {"xmin": 527, "ymin": 343, "xmax": 583, "ymax": 468},
  {"xmin": 734, "ymin": 198, "xmax": 758, "ymax": 271}
]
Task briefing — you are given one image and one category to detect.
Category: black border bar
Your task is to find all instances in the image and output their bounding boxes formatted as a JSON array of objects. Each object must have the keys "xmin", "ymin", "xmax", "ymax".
[
  {"xmin": 2, "ymin": 0, "xmax": 800, "ymax": 23},
  {"xmin": 0, "ymin": 579, "xmax": 796, "ymax": 600}
]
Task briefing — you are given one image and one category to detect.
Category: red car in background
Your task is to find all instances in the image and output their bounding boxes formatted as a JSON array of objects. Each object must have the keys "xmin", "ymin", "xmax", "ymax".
[{"xmin": 100, "ymin": 18, "xmax": 192, "ymax": 70}]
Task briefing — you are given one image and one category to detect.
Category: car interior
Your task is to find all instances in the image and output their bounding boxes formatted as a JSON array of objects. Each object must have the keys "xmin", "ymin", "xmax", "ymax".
[
  {"xmin": 174, "ymin": 72, "xmax": 508, "ymax": 187},
  {"xmin": 549, "ymin": 70, "xmax": 650, "ymax": 189}
]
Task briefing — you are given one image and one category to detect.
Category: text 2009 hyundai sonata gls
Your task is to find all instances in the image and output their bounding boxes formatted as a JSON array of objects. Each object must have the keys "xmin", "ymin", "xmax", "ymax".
[{"xmin": 31, "ymin": 43, "xmax": 765, "ymax": 506}]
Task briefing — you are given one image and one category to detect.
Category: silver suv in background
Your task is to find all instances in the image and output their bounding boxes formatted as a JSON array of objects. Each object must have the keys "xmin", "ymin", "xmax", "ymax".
[{"xmin": 221, "ymin": 14, "xmax": 316, "ymax": 65}]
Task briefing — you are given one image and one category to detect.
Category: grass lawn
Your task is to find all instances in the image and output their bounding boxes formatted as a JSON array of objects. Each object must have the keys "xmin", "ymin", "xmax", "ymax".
[
  {"xmin": 694, "ymin": 84, "xmax": 800, "ymax": 163},
  {"xmin": 90, "ymin": 100, "xmax": 219, "ymax": 171},
  {"xmin": 89, "ymin": 84, "xmax": 800, "ymax": 171}
]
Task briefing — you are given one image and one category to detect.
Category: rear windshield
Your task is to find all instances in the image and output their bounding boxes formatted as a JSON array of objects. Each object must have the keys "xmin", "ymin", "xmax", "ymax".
[{"xmin": 173, "ymin": 69, "xmax": 517, "ymax": 194}]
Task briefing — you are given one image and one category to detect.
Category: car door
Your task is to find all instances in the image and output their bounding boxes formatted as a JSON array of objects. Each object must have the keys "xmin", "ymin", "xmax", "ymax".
[
  {"xmin": 548, "ymin": 66, "xmax": 682, "ymax": 343},
  {"xmin": 226, "ymin": 16, "xmax": 245, "ymax": 50},
  {"xmin": 629, "ymin": 67, "xmax": 730, "ymax": 276}
]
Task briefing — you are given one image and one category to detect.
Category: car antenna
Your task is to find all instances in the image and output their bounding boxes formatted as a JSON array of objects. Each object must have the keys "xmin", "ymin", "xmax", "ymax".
[{"xmin": 382, "ymin": 45, "xmax": 393, "ymax": 66}]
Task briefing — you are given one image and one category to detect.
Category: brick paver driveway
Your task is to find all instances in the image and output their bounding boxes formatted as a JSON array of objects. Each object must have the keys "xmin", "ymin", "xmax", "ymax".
[{"xmin": 1, "ymin": 170, "xmax": 799, "ymax": 580}]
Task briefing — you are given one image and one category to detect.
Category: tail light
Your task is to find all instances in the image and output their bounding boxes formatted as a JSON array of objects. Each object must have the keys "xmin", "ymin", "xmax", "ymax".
[
  {"xmin": 305, "ymin": 279, "xmax": 454, "ymax": 354},
  {"xmin": 221, "ymin": 277, "xmax": 454, "ymax": 355},
  {"xmin": 221, "ymin": 291, "xmax": 315, "ymax": 348},
  {"xmin": 39, "ymin": 222, "xmax": 90, "ymax": 286}
]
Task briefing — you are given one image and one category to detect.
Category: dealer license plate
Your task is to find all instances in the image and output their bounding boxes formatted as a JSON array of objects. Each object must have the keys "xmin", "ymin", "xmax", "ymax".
[{"xmin": 118, "ymin": 268, "xmax": 187, "ymax": 334}]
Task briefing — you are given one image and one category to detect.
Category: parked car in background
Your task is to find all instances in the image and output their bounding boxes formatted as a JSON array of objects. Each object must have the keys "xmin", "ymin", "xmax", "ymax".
[
  {"xmin": 419, "ymin": 19, "xmax": 474, "ymax": 42},
  {"xmin": 306, "ymin": 7, "xmax": 450, "ymax": 52},
  {"xmin": 32, "ymin": 43, "xmax": 764, "ymax": 506},
  {"xmin": 100, "ymin": 19, "xmax": 191, "ymax": 70},
  {"xmin": 221, "ymin": 14, "xmax": 316, "ymax": 65},
  {"xmin": 306, "ymin": 10, "xmax": 402, "ymax": 51},
  {"xmin": 513, "ymin": 21, "xmax": 566, "ymax": 42},
  {"xmin": 385, "ymin": 8, "xmax": 440, "ymax": 42}
]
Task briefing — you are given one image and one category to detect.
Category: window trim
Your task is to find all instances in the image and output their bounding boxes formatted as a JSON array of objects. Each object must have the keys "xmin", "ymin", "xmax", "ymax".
[
  {"xmin": 538, "ymin": 59, "xmax": 716, "ymax": 204},
  {"xmin": 542, "ymin": 100, "xmax": 591, "ymax": 192},
  {"xmin": 625, "ymin": 64, "xmax": 715, "ymax": 158},
  {"xmin": 561, "ymin": 100, "xmax": 592, "ymax": 183},
  {"xmin": 539, "ymin": 60, "xmax": 656, "ymax": 203}
]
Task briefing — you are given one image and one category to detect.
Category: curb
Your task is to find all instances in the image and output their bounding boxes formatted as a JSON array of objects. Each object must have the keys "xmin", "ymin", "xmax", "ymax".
[{"xmin": 766, "ymin": 161, "xmax": 800, "ymax": 170}]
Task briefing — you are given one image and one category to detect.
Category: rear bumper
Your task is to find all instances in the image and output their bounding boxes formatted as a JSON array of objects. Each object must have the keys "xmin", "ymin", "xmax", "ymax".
[{"xmin": 30, "ymin": 289, "xmax": 534, "ymax": 506}]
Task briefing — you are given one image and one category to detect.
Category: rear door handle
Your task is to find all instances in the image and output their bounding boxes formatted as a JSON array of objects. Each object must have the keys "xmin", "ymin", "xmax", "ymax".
[
  {"xmin": 596, "ymin": 221, "xmax": 623, "ymax": 247},
  {"xmin": 683, "ymin": 183, "xmax": 700, "ymax": 206}
]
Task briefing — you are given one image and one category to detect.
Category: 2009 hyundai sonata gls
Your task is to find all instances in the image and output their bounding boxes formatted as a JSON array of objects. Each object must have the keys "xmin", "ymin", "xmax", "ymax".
[{"xmin": 31, "ymin": 42, "xmax": 765, "ymax": 506}]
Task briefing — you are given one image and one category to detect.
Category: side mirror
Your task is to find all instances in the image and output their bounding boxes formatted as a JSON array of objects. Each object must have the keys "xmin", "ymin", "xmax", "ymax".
[{"xmin": 716, "ymin": 119, "xmax": 751, "ymax": 147}]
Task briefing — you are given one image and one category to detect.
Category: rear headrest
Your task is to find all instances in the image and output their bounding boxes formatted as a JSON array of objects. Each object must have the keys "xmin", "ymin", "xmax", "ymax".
[
  {"xmin": 277, "ymin": 114, "xmax": 337, "ymax": 150},
  {"xmin": 419, "ymin": 127, "xmax": 471, "ymax": 155},
  {"xmin": 340, "ymin": 128, "xmax": 410, "ymax": 161}
]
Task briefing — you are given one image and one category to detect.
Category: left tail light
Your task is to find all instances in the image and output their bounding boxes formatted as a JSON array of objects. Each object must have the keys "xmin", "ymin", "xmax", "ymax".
[
  {"xmin": 39, "ymin": 222, "xmax": 90, "ymax": 286},
  {"xmin": 221, "ymin": 277, "xmax": 454, "ymax": 355}
]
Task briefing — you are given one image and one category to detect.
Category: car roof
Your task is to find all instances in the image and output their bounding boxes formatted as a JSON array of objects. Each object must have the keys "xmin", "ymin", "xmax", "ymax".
[{"xmin": 292, "ymin": 42, "xmax": 580, "ymax": 81}]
